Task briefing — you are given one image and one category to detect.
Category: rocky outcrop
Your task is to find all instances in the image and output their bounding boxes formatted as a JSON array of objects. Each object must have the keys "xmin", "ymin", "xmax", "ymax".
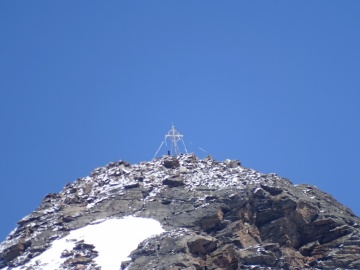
[
  {"xmin": 162, "ymin": 176, "xmax": 185, "ymax": 187},
  {"xmin": 61, "ymin": 240, "xmax": 100, "ymax": 270},
  {"xmin": 1, "ymin": 154, "xmax": 360, "ymax": 269}
]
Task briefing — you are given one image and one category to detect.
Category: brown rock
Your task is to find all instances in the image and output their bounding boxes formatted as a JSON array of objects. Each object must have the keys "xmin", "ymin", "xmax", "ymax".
[
  {"xmin": 187, "ymin": 235, "xmax": 217, "ymax": 256},
  {"xmin": 200, "ymin": 209, "xmax": 223, "ymax": 232},
  {"xmin": 64, "ymin": 255, "xmax": 92, "ymax": 266},
  {"xmin": 1, "ymin": 239, "xmax": 30, "ymax": 263},
  {"xmin": 207, "ymin": 244, "xmax": 238, "ymax": 269}
]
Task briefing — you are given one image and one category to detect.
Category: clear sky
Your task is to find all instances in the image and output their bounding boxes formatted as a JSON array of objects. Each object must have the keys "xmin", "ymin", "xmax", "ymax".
[{"xmin": 1, "ymin": 1, "xmax": 360, "ymax": 241}]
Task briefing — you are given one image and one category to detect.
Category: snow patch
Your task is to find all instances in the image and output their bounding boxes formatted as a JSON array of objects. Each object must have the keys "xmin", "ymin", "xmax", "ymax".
[{"xmin": 7, "ymin": 216, "xmax": 164, "ymax": 270}]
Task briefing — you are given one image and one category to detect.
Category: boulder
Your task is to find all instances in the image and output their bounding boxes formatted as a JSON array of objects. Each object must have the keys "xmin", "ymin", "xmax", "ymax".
[
  {"xmin": 162, "ymin": 176, "xmax": 184, "ymax": 187},
  {"xmin": 187, "ymin": 235, "xmax": 217, "ymax": 255},
  {"xmin": 163, "ymin": 157, "xmax": 180, "ymax": 169}
]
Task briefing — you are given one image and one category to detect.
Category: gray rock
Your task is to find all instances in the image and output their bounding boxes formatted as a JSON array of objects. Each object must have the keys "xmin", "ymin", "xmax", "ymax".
[
  {"xmin": 163, "ymin": 157, "xmax": 180, "ymax": 169},
  {"xmin": 124, "ymin": 182, "xmax": 140, "ymax": 189},
  {"xmin": 2, "ymin": 154, "xmax": 360, "ymax": 270},
  {"xmin": 162, "ymin": 176, "xmax": 184, "ymax": 187},
  {"xmin": 187, "ymin": 235, "xmax": 218, "ymax": 255}
]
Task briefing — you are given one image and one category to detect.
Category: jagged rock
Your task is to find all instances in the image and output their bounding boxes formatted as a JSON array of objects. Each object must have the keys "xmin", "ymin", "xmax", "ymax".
[
  {"xmin": 62, "ymin": 215, "xmax": 75, "ymax": 222},
  {"xmin": 61, "ymin": 249, "xmax": 74, "ymax": 258},
  {"xmin": 73, "ymin": 241, "xmax": 95, "ymax": 251},
  {"xmin": 238, "ymin": 244, "xmax": 281, "ymax": 267},
  {"xmin": 1, "ymin": 241, "xmax": 28, "ymax": 263},
  {"xmin": 64, "ymin": 255, "xmax": 92, "ymax": 265},
  {"xmin": 120, "ymin": 260, "xmax": 131, "ymax": 269},
  {"xmin": 163, "ymin": 157, "xmax": 180, "ymax": 168},
  {"xmin": 63, "ymin": 195, "xmax": 82, "ymax": 205},
  {"xmin": 162, "ymin": 176, "xmax": 184, "ymax": 187},
  {"xmin": 134, "ymin": 176, "xmax": 144, "ymax": 182},
  {"xmin": 260, "ymin": 183, "xmax": 283, "ymax": 196},
  {"xmin": 82, "ymin": 183, "xmax": 93, "ymax": 195},
  {"xmin": 199, "ymin": 209, "xmax": 224, "ymax": 232},
  {"xmin": 225, "ymin": 159, "xmax": 241, "ymax": 168},
  {"xmin": 124, "ymin": 182, "xmax": 140, "ymax": 189},
  {"xmin": 129, "ymin": 230, "xmax": 205, "ymax": 270},
  {"xmin": 207, "ymin": 244, "xmax": 238, "ymax": 269},
  {"xmin": 1, "ymin": 154, "xmax": 360, "ymax": 270},
  {"xmin": 187, "ymin": 235, "xmax": 217, "ymax": 255}
]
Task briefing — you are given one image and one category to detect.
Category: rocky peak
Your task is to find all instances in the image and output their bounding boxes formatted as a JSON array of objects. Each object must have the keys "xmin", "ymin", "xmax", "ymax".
[{"xmin": 1, "ymin": 154, "xmax": 360, "ymax": 269}]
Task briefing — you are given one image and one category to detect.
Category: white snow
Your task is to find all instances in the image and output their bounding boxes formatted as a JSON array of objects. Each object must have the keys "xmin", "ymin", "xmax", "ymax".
[{"xmin": 7, "ymin": 216, "xmax": 164, "ymax": 270}]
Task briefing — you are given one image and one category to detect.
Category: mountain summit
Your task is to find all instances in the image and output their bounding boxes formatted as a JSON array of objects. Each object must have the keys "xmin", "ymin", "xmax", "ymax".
[{"xmin": 1, "ymin": 154, "xmax": 360, "ymax": 269}]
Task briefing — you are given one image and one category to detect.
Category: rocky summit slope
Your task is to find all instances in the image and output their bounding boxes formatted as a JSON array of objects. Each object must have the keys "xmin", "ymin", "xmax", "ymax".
[{"xmin": 1, "ymin": 154, "xmax": 360, "ymax": 269}]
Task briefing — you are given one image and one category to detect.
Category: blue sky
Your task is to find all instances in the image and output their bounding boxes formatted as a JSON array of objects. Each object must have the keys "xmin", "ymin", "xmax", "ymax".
[{"xmin": 1, "ymin": 1, "xmax": 360, "ymax": 241}]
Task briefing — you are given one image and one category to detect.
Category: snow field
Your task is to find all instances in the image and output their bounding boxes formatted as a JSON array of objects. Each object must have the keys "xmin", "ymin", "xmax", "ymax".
[{"xmin": 7, "ymin": 216, "xmax": 164, "ymax": 270}]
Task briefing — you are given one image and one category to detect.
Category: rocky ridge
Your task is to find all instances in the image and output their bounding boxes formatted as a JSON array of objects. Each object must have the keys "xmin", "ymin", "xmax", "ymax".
[{"xmin": 1, "ymin": 154, "xmax": 360, "ymax": 269}]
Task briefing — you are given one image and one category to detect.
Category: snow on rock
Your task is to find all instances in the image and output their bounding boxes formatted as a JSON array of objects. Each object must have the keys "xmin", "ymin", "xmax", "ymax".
[
  {"xmin": 2, "ymin": 154, "xmax": 360, "ymax": 269},
  {"xmin": 6, "ymin": 216, "xmax": 164, "ymax": 270},
  {"xmin": 0, "ymin": 154, "xmax": 295, "ymax": 269}
]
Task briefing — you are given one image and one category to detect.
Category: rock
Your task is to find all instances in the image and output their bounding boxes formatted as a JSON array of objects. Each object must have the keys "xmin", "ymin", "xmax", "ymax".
[
  {"xmin": 260, "ymin": 184, "xmax": 283, "ymax": 196},
  {"xmin": 42, "ymin": 193, "xmax": 59, "ymax": 202},
  {"xmin": 187, "ymin": 235, "xmax": 217, "ymax": 255},
  {"xmin": 120, "ymin": 260, "xmax": 131, "ymax": 269},
  {"xmin": 0, "ymin": 259, "xmax": 5, "ymax": 268},
  {"xmin": 73, "ymin": 242, "xmax": 96, "ymax": 251},
  {"xmin": 162, "ymin": 176, "xmax": 184, "ymax": 187},
  {"xmin": 1, "ymin": 238, "xmax": 32, "ymax": 266},
  {"xmin": 28, "ymin": 245, "xmax": 47, "ymax": 254},
  {"xmin": 199, "ymin": 209, "xmax": 224, "ymax": 232},
  {"xmin": 61, "ymin": 249, "xmax": 74, "ymax": 258},
  {"xmin": 124, "ymin": 182, "xmax": 140, "ymax": 189},
  {"xmin": 63, "ymin": 195, "xmax": 82, "ymax": 205},
  {"xmin": 1, "ymin": 242, "xmax": 26, "ymax": 263},
  {"xmin": 227, "ymin": 160, "xmax": 241, "ymax": 168},
  {"xmin": 74, "ymin": 265, "xmax": 88, "ymax": 269},
  {"xmin": 134, "ymin": 176, "xmax": 144, "ymax": 182},
  {"xmin": 2, "ymin": 154, "xmax": 360, "ymax": 270},
  {"xmin": 299, "ymin": 240, "xmax": 320, "ymax": 256},
  {"xmin": 64, "ymin": 255, "xmax": 92, "ymax": 266},
  {"xmin": 82, "ymin": 183, "xmax": 93, "ymax": 195},
  {"xmin": 238, "ymin": 244, "xmax": 279, "ymax": 266},
  {"xmin": 62, "ymin": 215, "xmax": 75, "ymax": 222},
  {"xmin": 207, "ymin": 244, "xmax": 238, "ymax": 269},
  {"xmin": 129, "ymin": 231, "xmax": 204, "ymax": 270},
  {"xmin": 179, "ymin": 167, "xmax": 188, "ymax": 173},
  {"xmin": 163, "ymin": 157, "xmax": 180, "ymax": 168}
]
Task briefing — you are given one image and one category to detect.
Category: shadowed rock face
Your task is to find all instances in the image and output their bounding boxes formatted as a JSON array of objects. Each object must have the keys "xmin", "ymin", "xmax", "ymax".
[{"xmin": 1, "ymin": 154, "xmax": 360, "ymax": 269}]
